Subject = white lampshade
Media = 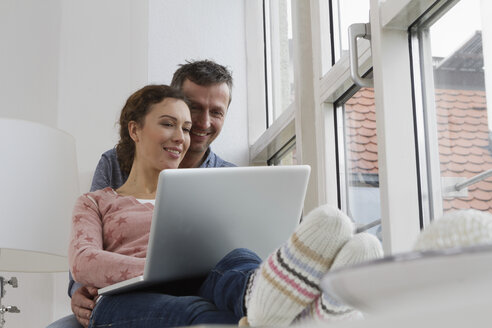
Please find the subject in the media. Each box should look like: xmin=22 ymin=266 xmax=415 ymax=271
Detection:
xmin=0 ymin=119 xmax=79 ymax=272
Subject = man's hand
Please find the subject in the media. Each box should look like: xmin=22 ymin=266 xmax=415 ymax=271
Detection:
xmin=71 ymin=286 xmax=98 ymax=328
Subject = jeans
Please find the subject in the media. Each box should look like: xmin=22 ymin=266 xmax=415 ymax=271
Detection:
xmin=88 ymin=248 xmax=261 ymax=328
xmin=46 ymin=314 xmax=82 ymax=328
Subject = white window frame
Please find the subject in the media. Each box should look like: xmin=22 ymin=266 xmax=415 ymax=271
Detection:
xmin=245 ymin=1 xmax=268 ymax=146
xmin=365 ymin=0 xmax=431 ymax=254
xmin=246 ymin=0 xmax=330 ymax=213
xmin=321 ymin=0 xmax=435 ymax=254
xmin=246 ymin=0 xmax=466 ymax=255
xmin=411 ymin=0 xmax=492 ymax=223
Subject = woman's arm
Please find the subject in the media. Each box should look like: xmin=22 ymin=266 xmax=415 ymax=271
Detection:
xmin=68 ymin=194 xmax=145 ymax=288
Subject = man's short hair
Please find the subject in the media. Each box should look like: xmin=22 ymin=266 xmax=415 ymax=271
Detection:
xmin=171 ymin=59 xmax=233 ymax=106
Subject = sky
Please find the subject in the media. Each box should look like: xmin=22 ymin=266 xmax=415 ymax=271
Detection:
xmin=337 ymin=0 xmax=482 ymax=58
xmin=430 ymin=0 xmax=482 ymax=58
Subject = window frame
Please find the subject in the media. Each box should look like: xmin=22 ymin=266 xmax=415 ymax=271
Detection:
xmin=410 ymin=0 xmax=492 ymax=221
xmin=246 ymin=0 xmax=470 ymax=254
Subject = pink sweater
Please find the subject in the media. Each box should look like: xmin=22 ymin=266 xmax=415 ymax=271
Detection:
xmin=68 ymin=188 xmax=153 ymax=288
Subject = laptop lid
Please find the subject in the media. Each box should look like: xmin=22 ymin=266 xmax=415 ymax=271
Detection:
xmin=100 ymin=165 xmax=310 ymax=294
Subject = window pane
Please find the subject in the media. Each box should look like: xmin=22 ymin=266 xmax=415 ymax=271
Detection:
xmin=268 ymin=139 xmax=297 ymax=166
xmin=333 ymin=0 xmax=370 ymax=60
xmin=340 ymin=87 xmax=381 ymax=238
xmin=426 ymin=0 xmax=492 ymax=214
xmin=265 ymin=0 xmax=294 ymax=125
xmin=278 ymin=146 xmax=297 ymax=166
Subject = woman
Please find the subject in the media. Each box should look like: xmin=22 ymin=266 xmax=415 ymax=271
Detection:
xmin=69 ymin=85 xmax=383 ymax=327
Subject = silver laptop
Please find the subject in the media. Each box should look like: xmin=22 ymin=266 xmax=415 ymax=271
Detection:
xmin=99 ymin=165 xmax=310 ymax=295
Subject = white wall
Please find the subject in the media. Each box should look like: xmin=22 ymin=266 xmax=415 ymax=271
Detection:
xmin=57 ymin=0 xmax=149 ymax=192
xmin=148 ymin=0 xmax=249 ymax=166
xmin=1 ymin=0 xmax=250 ymax=326
xmin=0 ymin=0 xmax=61 ymax=127
xmin=1 ymin=0 xmax=149 ymax=326
xmin=55 ymin=2 xmax=150 ymax=325
xmin=1 ymin=1 xmax=63 ymax=327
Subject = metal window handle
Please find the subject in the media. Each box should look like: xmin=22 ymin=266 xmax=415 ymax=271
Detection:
xmin=356 ymin=219 xmax=381 ymax=233
xmin=348 ymin=23 xmax=373 ymax=88
xmin=454 ymin=168 xmax=492 ymax=191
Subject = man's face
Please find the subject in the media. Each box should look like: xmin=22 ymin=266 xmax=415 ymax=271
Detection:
xmin=181 ymin=79 xmax=230 ymax=155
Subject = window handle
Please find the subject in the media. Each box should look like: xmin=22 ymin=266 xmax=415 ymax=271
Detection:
xmin=348 ymin=23 xmax=373 ymax=88
xmin=454 ymin=168 xmax=492 ymax=191
xmin=356 ymin=219 xmax=381 ymax=233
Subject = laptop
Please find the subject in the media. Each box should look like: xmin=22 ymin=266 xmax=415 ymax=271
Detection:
xmin=99 ymin=165 xmax=310 ymax=295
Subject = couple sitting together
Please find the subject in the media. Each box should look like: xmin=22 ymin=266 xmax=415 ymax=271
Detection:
xmin=49 ymin=60 xmax=383 ymax=328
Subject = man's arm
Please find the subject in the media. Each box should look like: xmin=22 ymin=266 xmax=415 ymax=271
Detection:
xmin=71 ymin=286 xmax=98 ymax=328
xmin=68 ymin=271 xmax=82 ymax=297
xmin=90 ymin=150 xmax=115 ymax=192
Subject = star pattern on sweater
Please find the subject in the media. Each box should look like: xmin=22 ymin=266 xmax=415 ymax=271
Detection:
xmin=114 ymin=234 xmax=125 ymax=245
xmin=119 ymin=268 xmax=131 ymax=280
xmin=70 ymin=190 xmax=151 ymax=288
xmin=105 ymin=275 xmax=116 ymax=285
xmin=115 ymin=217 xmax=128 ymax=226
xmin=105 ymin=228 xmax=114 ymax=240
xmin=87 ymin=253 xmax=98 ymax=262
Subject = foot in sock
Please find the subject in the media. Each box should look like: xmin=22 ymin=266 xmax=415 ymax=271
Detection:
xmin=246 ymin=205 xmax=354 ymax=326
xmin=294 ymin=232 xmax=383 ymax=324
xmin=414 ymin=209 xmax=492 ymax=251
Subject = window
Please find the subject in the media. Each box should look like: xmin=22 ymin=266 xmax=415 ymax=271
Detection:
xmin=264 ymin=0 xmax=295 ymax=125
xmin=322 ymin=0 xmax=430 ymax=253
xmin=332 ymin=0 xmax=370 ymax=60
xmin=247 ymin=0 xmax=492 ymax=254
xmin=338 ymin=88 xmax=381 ymax=237
xmin=412 ymin=0 xmax=492 ymax=220
xmin=318 ymin=1 xmax=378 ymax=238
xmin=268 ymin=138 xmax=297 ymax=166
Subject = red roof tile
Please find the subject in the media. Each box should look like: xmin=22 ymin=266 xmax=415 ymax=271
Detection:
xmin=366 ymin=142 xmax=378 ymax=153
xmin=344 ymin=88 xmax=492 ymax=215
xmin=349 ymin=141 xmax=366 ymax=153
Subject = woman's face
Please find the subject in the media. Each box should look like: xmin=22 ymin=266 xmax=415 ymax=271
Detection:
xmin=132 ymin=98 xmax=192 ymax=172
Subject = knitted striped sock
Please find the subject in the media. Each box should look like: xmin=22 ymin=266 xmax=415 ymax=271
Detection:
xmin=294 ymin=233 xmax=383 ymax=324
xmin=294 ymin=292 xmax=362 ymax=324
xmin=246 ymin=205 xmax=354 ymax=326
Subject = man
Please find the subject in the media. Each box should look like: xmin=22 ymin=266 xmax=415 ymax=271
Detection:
xmin=48 ymin=59 xmax=235 ymax=328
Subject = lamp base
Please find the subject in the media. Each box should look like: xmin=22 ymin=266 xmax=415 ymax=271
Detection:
xmin=0 ymin=276 xmax=20 ymax=328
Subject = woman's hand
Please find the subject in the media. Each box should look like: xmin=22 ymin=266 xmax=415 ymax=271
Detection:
xmin=71 ymin=286 xmax=98 ymax=328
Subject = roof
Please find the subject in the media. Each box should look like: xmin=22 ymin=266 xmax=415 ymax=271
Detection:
xmin=433 ymin=32 xmax=485 ymax=91
xmin=435 ymin=31 xmax=483 ymax=72
xmin=345 ymin=88 xmax=378 ymax=175
xmin=345 ymin=87 xmax=492 ymax=214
